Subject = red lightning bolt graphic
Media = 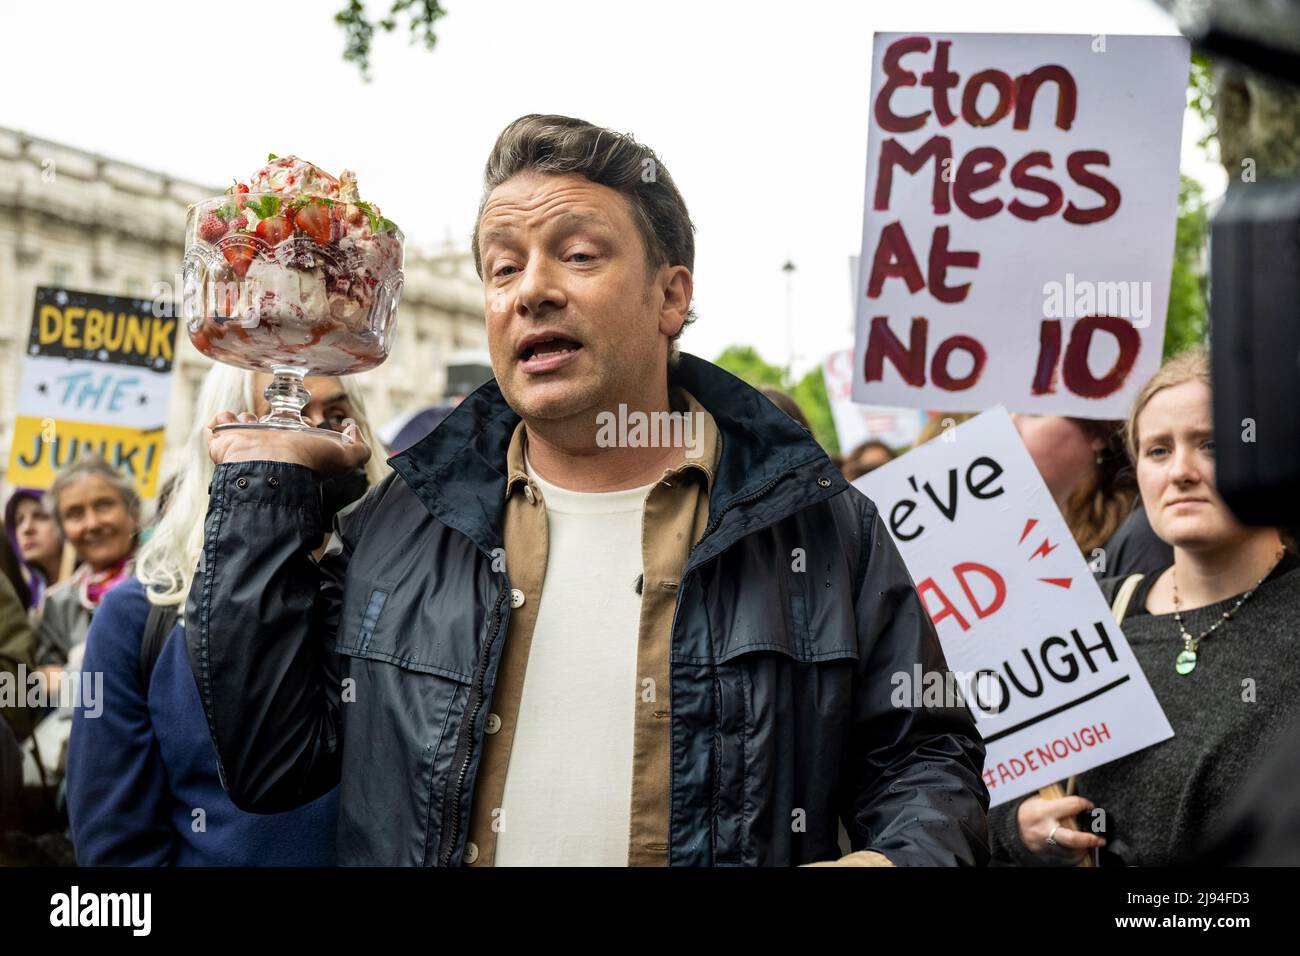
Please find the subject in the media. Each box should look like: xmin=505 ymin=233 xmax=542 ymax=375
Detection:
xmin=1030 ymin=538 xmax=1059 ymax=560
xmin=1018 ymin=518 xmax=1038 ymax=544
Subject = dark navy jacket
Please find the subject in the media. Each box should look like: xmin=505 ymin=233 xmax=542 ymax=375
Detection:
xmin=67 ymin=576 xmax=338 ymax=865
xmin=187 ymin=353 xmax=989 ymax=866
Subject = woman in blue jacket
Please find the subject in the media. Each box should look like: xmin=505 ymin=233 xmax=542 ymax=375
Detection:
xmin=66 ymin=364 xmax=387 ymax=865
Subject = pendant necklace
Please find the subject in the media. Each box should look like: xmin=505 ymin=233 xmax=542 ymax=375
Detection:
xmin=1171 ymin=549 xmax=1284 ymax=675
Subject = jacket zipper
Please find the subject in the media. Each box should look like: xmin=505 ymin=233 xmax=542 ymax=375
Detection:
xmin=437 ymin=584 xmax=507 ymax=866
xmin=689 ymin=473 xmax=784 ymax=567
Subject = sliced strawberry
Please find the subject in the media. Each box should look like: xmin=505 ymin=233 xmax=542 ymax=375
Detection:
xmin=229 ymin=215 xmax=248 ymax=231
xmin=221 ymin=241 xmax=255 ymax=278
xmin=255 ymin=215 xmax=294 ymax=245
xmin=296 ymin=203 xmax=332 ymax=245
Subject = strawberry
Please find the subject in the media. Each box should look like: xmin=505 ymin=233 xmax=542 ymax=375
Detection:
xmin=229 ymin=215 xmax=248 ymax=231
xmin=199 ymin=214 xmax=227 ymax=243
xmin=221 ymin=241 xmax=255 ymax=278
xmin=295 ymin=203 xmax=332 ymax=245
xmin=233 ymin=182 xmax=249 ymax=210
xmin=255 ymin=215 xmax=294 ymax=246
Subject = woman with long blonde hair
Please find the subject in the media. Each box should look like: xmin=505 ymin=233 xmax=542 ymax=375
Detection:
xmin=992 ymin=347 xmax=1300 ymax=866
xmin=65 ymin=365 xmax=386 ymax=865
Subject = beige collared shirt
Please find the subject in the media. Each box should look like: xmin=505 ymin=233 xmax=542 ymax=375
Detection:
xmin=464 ymin=388 xmax=719 ymax=866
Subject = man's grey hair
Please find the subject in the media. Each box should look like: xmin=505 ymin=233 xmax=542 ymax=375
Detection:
xmin=44 ymin=455 xmax=142 ymax=536
xmin=473 ymin=113 xmax=698 ymax=359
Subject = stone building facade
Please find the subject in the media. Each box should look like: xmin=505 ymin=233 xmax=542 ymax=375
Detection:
xmin=0 ymin=126 xmax=487 ymax=489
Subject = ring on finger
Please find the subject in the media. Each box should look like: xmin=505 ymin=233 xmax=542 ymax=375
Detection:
xmin=1046 ymin=824 xmax=1061 ymax=847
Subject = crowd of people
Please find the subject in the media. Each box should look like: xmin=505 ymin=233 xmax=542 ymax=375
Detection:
xmin=0 ymin=368 xmax=385 ymax=864
xmin=1 ymin=113 xmax=1295 ymax=868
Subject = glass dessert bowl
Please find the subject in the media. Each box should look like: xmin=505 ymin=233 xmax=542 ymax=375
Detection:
xmin=182 ymin=155 xmax=404 ymax=441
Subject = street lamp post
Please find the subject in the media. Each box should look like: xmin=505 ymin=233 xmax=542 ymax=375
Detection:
xmin=782 ymin=259 xmax=796 ymax=384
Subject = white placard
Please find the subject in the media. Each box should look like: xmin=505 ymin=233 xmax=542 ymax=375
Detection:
xmin=822 ymin=349 xmax=926 ymax=451
xmin=854 ymin=408 xmax=1172 ymax=806
xmin=854 ymin=33 xmax=1188 ymax=419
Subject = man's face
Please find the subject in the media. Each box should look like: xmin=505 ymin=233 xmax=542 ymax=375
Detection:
xmin=477 ymin=170 xmax=688 ymax=426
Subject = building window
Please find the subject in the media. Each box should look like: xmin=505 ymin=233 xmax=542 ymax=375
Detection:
xmin=125 ymin=278 xmax=143 ymax=297
xmin=51 ymin=264 xmax=71 ymax=288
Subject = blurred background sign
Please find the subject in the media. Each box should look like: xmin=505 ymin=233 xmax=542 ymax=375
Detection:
xmin=6 ymin=287 xmax=176 ymax=497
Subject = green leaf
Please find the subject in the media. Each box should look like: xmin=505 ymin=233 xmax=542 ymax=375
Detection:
xmin=246 ymin=195 xmax=281 ymax=220
xmin=215 ymin=203 xmax=236 ymax=220
xmin=268 ymin=152 xmax=278 ymax=161
xmin=378 ymin=217 xmax=397 ymax=233
xmin=352 ymin=201 xmax=380 ymax=232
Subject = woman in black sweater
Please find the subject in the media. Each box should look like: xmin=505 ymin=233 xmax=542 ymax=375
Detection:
xmin=991 ymin=347 xmax=1300 ymax=866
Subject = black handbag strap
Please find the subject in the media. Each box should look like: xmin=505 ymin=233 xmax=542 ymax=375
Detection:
xmin=139 ymin=603 xmax=179 ymax=692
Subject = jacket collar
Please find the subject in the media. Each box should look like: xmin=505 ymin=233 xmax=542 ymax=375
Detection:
xmin=501 ymin=385 xmax=722 ymax=503
xmin=387 ymin=352 xmax=848 ymax=560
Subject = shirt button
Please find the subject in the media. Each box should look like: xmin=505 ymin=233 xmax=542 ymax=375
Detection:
xmin=464 ymin=841 xmax=480 ymax=864
xmin=485 ymin=713 xmax=502 ymax=734
xmin=524 ymin=484 xmax=536 ymax=505
xmin=510 ymin=588 xmax=525 ymax=608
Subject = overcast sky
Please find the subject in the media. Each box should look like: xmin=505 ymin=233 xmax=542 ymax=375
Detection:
xmin=3 ymin=0 xmax=1220 ymax=377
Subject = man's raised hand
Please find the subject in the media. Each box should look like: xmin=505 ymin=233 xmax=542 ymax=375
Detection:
xmin=205 ymin=411 xmax=371 ymax=479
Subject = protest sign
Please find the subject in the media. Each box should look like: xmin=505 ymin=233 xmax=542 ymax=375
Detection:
xmin=853 ymin=408 xmax=1172 ymax=805
xmin=823 ymin=349 xmax=926 ymax=450
xmin=854 ymin=33 xmax=1188 ymax=418
xmin=7 ymin=287 xmax=178 ymax=498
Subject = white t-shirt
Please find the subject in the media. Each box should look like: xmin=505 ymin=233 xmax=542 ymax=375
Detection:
xmin=493 ymin=456 xmax=654 ymax=866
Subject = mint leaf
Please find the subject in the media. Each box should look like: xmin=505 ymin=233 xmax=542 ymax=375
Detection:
xmin=268 ymin=152 xmax=278 ymax=161
xmin=215 ymin=203 xmax=236 ymax=220
xmin=352 ymin=201 xmax=380 ymax=233
xmin=246 ymin=195 xmax=281 ymax=220
xmin=378 ymin=217 xmax=397 ymax=233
